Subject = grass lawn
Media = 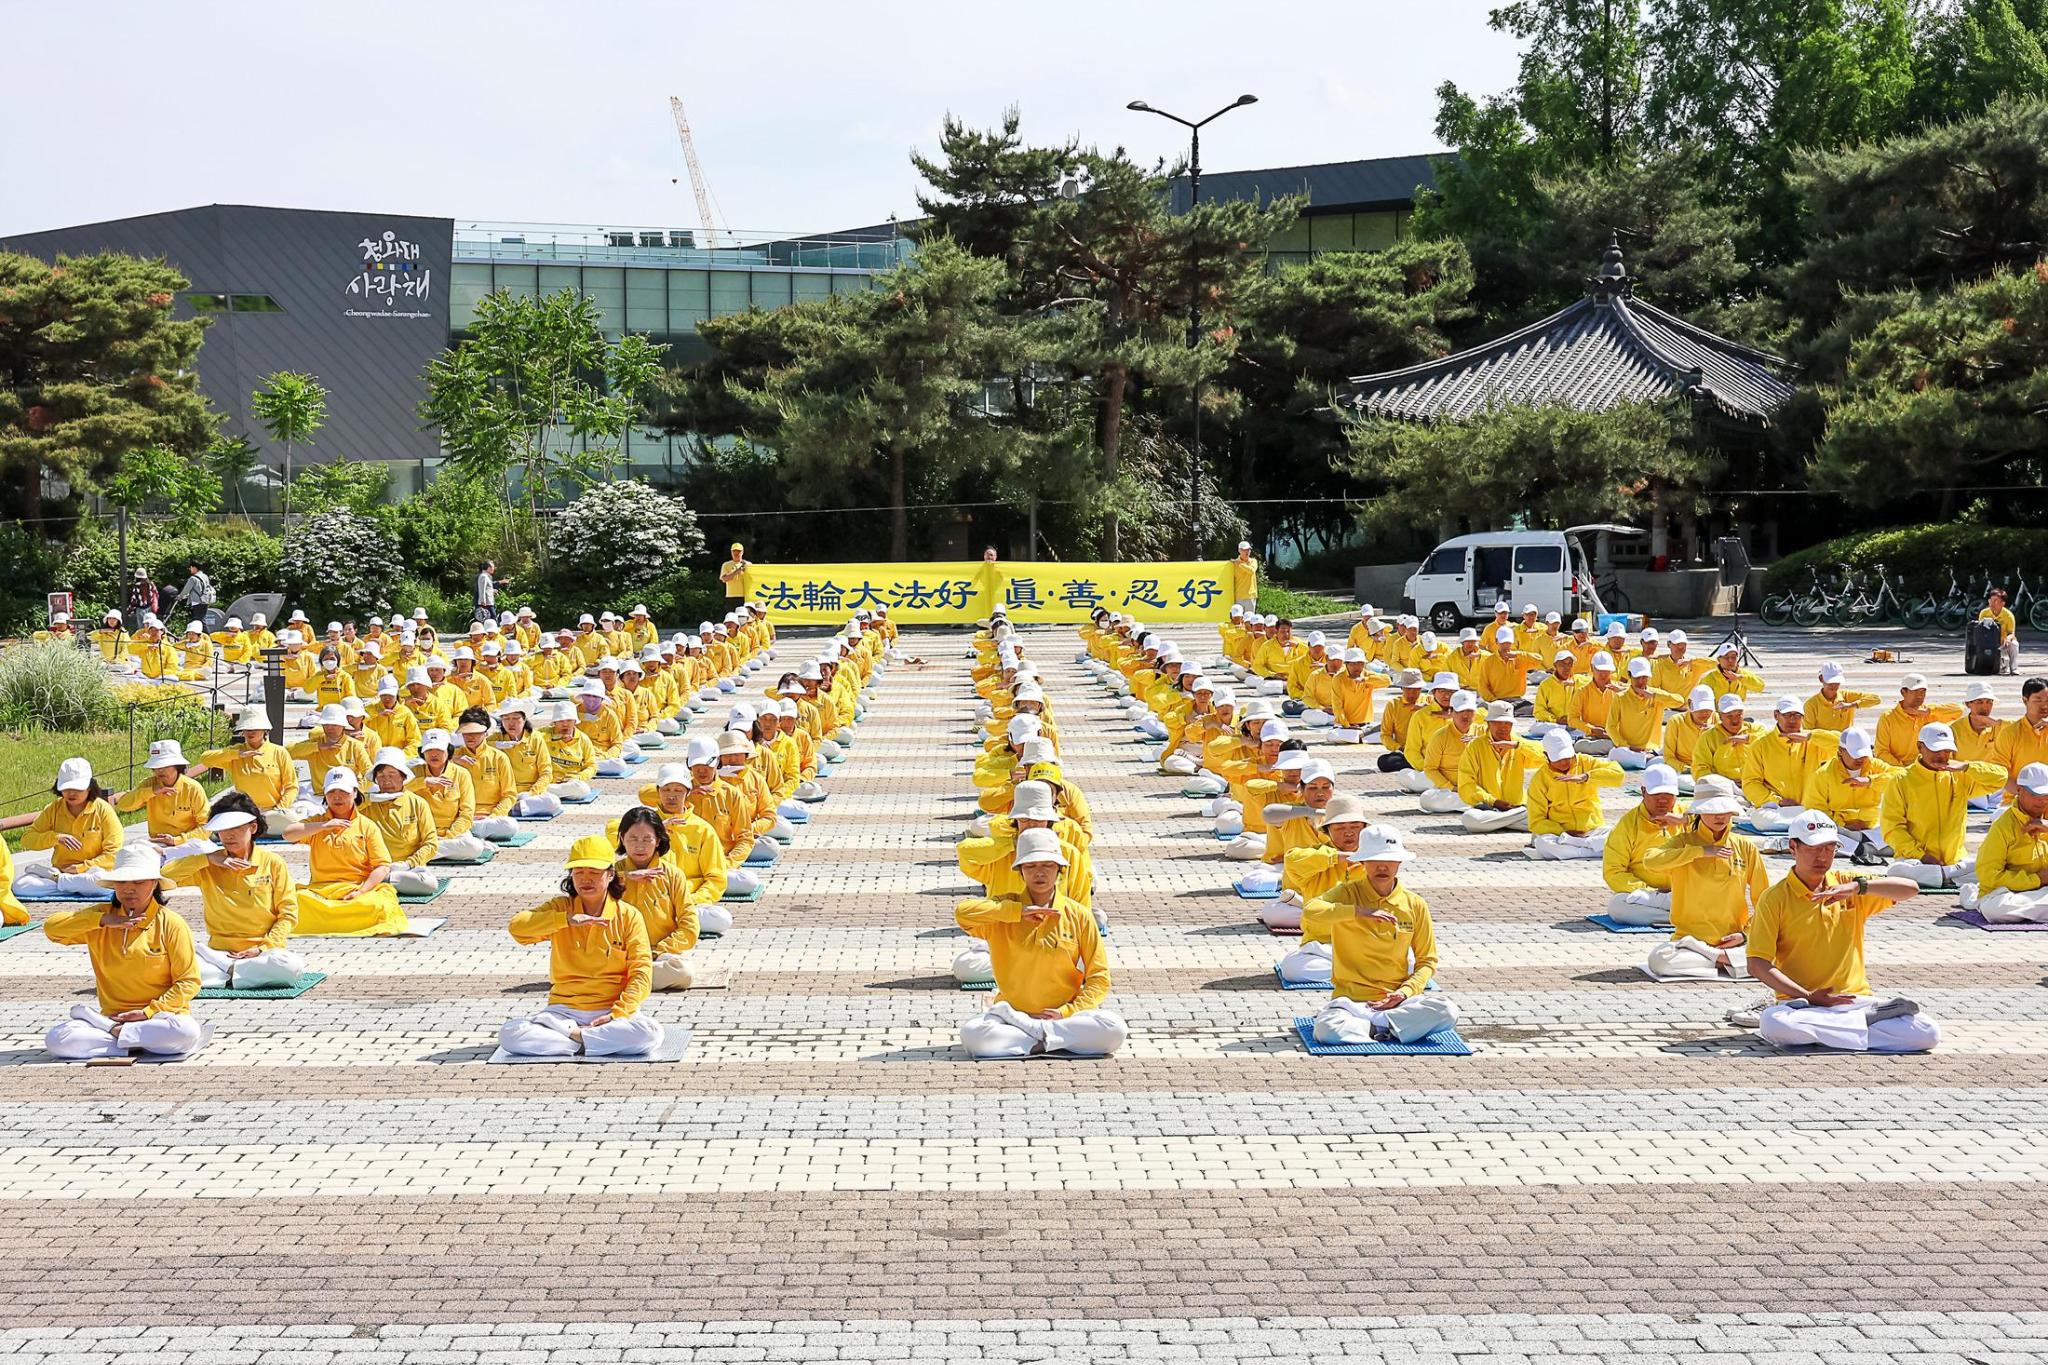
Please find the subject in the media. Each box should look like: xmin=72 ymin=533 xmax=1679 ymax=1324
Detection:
xmin=1257 ymin=583 xmax=1354 ymax=619
xmin=0 ymin=727 xmax=230 ymax=851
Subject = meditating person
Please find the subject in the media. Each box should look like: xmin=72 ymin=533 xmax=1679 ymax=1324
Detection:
xmin=1880 ymin=721 xmax=2006 ymax=888
xmin=1226 ymin=749 xmax=1310 ymax=861
xmin=41 ymin=844 xmax=205 ymax=1060
xmin=401 ymin=729 xmax=491 ymax=863
xmin=1302 ymin=828 xmax=1459 ymax=1045
xmin=360 ymin=748 xmax=443 ymax=898
xmin=499 ymin=834 xmax=664 ymax=1058
xmin=956 ymin=829 xmax=1127 ymax=1059
xmin=1741 ymin=697 xmax=1839 ymax=833
xmin=543 ymin=701 xmax=600 ymax=802
xmin=4 ymin=758 xmax=124 ymax=898
xmin=1525 ymin=650 xmax=1582 ymax=741
xmin=1800 ymin=727 xmax=1897 ymax=864
xmin=680 ymin=737 xmax=762 ymax=898
xmin=1992 ymin=677 xmax=2048 ymax=796
xmin=1704 ymin=643 xmax=1765 ymax=702
xmin=1455 ymin=700 xmax=1542 ymax=833
xmin=1415 ymin=690 xmax=1480 ymax=815
xmin=189 ymin=708 xmax=298 ymax=836
xmin=1874 ymin=674 xmax=1965 ymax=768
xmin=1602 ymin=763 xmax=1688 ymax=924
xmin=1374 ymin=670 xmax=1427 ymax=772
xmin=613 ymin=806 xmax=700 ymax=991
xmin=1639 ymin=777 xmax=1768 ymax=981
xmin=162 ymin=794 xmax=306 ymax=990
xmin=954 ymin=781 xmax=1096 ymax=980
xmin=493 ymin=699 xmax=567 ymax=815
xmin=1956 ymin=681 xmax=2004 ymax=810
xmin=451 ymin=709 xmax=520 ymax=841
xmin=288 ymin=705 xmax=374 ymax=808
xmin=1692 ymin=692 xmax=1756 ymax=789
xmin=1651 ymin=630 xmax=1711 ymax=697
xmin=1525 ymin=730 xmax=1626 ymax=860
xmin=1392 ymin=674 xmax=1459 ymax=791
xmin=628 ymin=763 xmax=733 ymax=934
xmin=1746 ymin=810 xmax=1935 ymax=1052
xmin=1804 ymin=663 xmax=1882 ymax=734
xmin=286 ymin=767 xmax=409 ymax=936
xmin=715 ymin=730 xmax=783 ymax=865
xmin=1325 ymin=648 xmax=1384 ymax=743
xmin=110 ymin=740 xmax=210 ymax=858
xmin=1566 ymin=653 xmax=1624 ymax=756
xmin=1659 ymin=687 xmax=1715 ymax=792
xmin=1961 ymin=762 xmax=2048 ymax=921
xmin=1474 ymin=627 xmax=1544 ymax=707
xmin=1261 ymin=793 xmax=1369 ymax=936
xmin=1607 ymin=660 xmax=1684 ymax=770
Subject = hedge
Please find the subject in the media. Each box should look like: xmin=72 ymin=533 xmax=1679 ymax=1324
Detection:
xmin=1762 ymin=524 xmax=2048 ymax=595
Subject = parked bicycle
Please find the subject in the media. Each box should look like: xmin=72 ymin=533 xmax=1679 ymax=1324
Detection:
xmin=1905 ymin=567 xmax=1972 ymax=631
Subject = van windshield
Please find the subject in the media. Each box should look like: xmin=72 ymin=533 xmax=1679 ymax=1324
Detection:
xmin=1421 ymin=547 xmax=1466 ymax=575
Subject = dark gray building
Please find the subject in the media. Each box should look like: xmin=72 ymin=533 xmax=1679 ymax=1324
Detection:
xmin=3 ymin=204 xmax=453 ymax=470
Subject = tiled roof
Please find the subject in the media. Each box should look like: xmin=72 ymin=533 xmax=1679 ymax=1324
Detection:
xmin=1344 ymin=242 xmax=1797 ymax=427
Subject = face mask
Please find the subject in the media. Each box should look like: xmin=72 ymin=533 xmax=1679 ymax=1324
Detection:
xmin=322 ymin=660 xmax=338 ymax=672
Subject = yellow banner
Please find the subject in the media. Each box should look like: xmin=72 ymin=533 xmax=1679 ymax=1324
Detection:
xmin=741 ymin=561 xmax=1234 ymax=625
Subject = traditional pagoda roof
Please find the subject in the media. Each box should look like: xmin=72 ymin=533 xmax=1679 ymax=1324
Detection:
xmin=1343 ymin=239 xmax=1798 ymax=428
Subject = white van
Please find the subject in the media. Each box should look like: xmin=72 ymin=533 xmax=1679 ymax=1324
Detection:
xmin=1402 ymin=525 xmax=1641 ymax=633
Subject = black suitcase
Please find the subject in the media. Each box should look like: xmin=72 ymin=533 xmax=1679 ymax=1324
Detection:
xmin=1964 ymin=618 xmax=2003 ymax=675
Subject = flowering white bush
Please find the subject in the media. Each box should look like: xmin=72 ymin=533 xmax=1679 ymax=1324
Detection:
xmin=548 ymin=481 xmax=705 ymax=591
xmin=283 ymin=509 xmax=404 ymax=619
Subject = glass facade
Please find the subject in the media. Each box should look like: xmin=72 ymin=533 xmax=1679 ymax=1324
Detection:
xmin=1264 ymin=209 xmax=1409 ymax=271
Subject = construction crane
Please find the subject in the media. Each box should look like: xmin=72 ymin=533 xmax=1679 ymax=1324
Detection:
xmin=668 ymin=95 xmax=725 ymax=248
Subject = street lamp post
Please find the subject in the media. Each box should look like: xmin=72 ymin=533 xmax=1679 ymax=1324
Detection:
xmin=1127 ymin=94 xmax=1257 ymax=559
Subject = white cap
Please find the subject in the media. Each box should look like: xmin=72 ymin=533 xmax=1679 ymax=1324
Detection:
xmin=419 ymin=728 xmax=452 ymax=753
xmin=1275 ymin=751 xmax=1312 ymax=774
xmin=1010 ymin=781 xmax=1057 ymax=822
xmin=323 ymin=766 xmax=360 ymax=794
xmin=234 ymin=707 xmax=272 ymax=731
xmin=1690 ymin=782 xmax=1741 ymax=815
xmin=1667 ymin=630 xmax=1687 ymax=645
xmin=1396 ymin=668 xmax=1423 ymax=687
xmin=1494 ymin=626 xmax=1515 ymax=644
xmin=1688 ymin=685 xmax=1714 ymax=711
xmin=1018 ymin=738 xmax=1057 ymax=766
xmin=1604 ymin=623 xmax=1625 ymax=638
xmin=406 ymin=667 xmax=431 ymax=687
xmin=1627 ymin=658 xmax=1651 ymax=678
xmin=1484 ymin=699 xmax=1515 ymax=722
xmin=1964 ymin=681 xmax=1997 ymax=703
xmin=653 ymin=762 xmax=691 ymax=787
xmin=497 ymin=696 xmax=535 ymax=720
xmin=370 ymin=746 xmax=413 ymax=776
xmin=145 ymin=739 xmax=187 ymax=769
xmin=1641 ymin=628 xmax=1659 ymax=641
xmin=1900 ymin=673 xmax=1929 ymax=691
xmin=1818 ymin=662 xmax=1845 ymax=684
xmin=1542 ymin=730 xmax=1576 ymax=762
xmin=1450 ymin=690 xmax=1478 ymax=713
xmin=316 ymin=703 xmax=347 ymax=727
xmin=1012 ymin=826 xmax=1068 ymax=867
xmin=1545 ymin=611 xmax=1561 ymax=624
xmin=55 ymin=757 xmax=94 ymax=792
xmin=1458 ymin=628 xmax=1478 ymax=642
xmin=1229 ymin=604 xmax=1245 ymax=618
xmin=1430 ymin=671 xmax=1459 ymax=691
xmin=1006 ymin=715 xmax=1042 ymax=744
xmin=1237 ymin=540 xmax=1252 ymax=551
xmin=1299 ymin=758 xmax=1336 ymax=785
xmin=203 ymin=809 xmax=258 ymax=834
xmin=686 ymin=737 xmax=719 ymax=766
xmin=1641 ymin=763 xmax=1680 ymax=795
xmin=1493 ymin=600 xmax=1510 ymax=614
xmin=1714 ymin=693 xmax=1745 ymax=714
xmin=1840 ymin=728 xmax=1873 ymax=759
xmin=1788 ymin=811 xmax=1840 ymax=846
xmin=1347 ymin=828 xmax=1412 ymax=864
xmin=2016 ymin=762 xmax=2048 ymax=796
xmin=451 ymin=646 xmax=475 ymax=663
xmin=1262 ymin=719 xmax=1292 ymax=741
xmin=1918 ymin=722 xmax=1958 ymax=752
xmin=97 ymin=843 xmax=165 ymax=884
xmin=1571 ymin=618 xmax=1590 ymax=632
xmin=578 ymin=613 xmax=595 ymax=626
xmin=376 ymin=673 xmax=399 ymax=696
xmin=1774 ymin=695 xmax=1802 ymax=715
xmin=1343 ymin=647 xmax=1366 ymax=665
xmin=1592 ymin=652 xmax=1615 ymax=672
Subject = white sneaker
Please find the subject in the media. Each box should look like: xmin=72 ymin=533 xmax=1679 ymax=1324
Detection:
xmin=1725 ymin=994 xmax=1773 ymax=1029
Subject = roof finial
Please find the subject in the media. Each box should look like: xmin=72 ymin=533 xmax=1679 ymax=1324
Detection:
xmin=1589 ymin=233 xmax=1631 ymax=299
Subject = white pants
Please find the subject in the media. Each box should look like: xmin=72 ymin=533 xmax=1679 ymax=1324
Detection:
xmin=1258 ymin=899 xmax=1303 ymax=931
xmin=46 ymin=1004 xmax=204 ymax=1059
xmin=650 ymin=953 xmax=695 ymax=992
xmin=1312 ymin=993 xmax=1459 ymax=1046
xmin=1236 ymin=865 xmax=1282 ymax=894
xmin=390 ymin=864 xmax=440 ymax=896
xmin=436 ymin=833 xmax=493 ymax=863
xmin=1214 ymin=809 xmax=1246 ymax=838
xmin=1329 ymin=727 xmax=1366 ymax=745
xmin=517 ymin=792 xmax=566 ymax=817
xmin=2000 ymin=636 xmax=2020 ymax=674
xmin=699 ymin=903 xmax=733 ymax=936
xmin=1530 ymin=831 xmax=1606 ymax=860
xmin=1888 ymin=858 xmax=1972 ymax=889
xmin=595 ymin=757 xmax=629 ymax=778
xmin=194 ymin=943 xmax=306 ymax=990
xmin=1418 ymin=787 xmax=1464 ymax=815
xmin=819 ymin=739 xmax=844 ymax=762
xmin=1161 ymin=752 xmax=1199 ymax=777
xmin=1969 ymin=885 xmax=2048 ymax=922
xmin=1222 ymin=833 xmax=1264 ymax=861
xmin=632 ymin=732 xmax=664 ymax=749
xmin=1758 ymin=999 xmax=1939 ymax=1053
xmin=656 ymin=718 xmax=684 ymax=736
xmin=498 ymin=1004 xmax=664 ymax=1057
xmin=1256 ymin=680 xmax=1286 ymax=696
xmin=1605 ymin=888 xmax=1672 ymax=925
xmin=1574 ymin=737 xmax=1613 ymax=757
xmin=1298 ymin=709 xmax=1334 ymax=729
xmin=960 ymin=1000 xmax=1128 ymax=1059
xmin=545 ymin=780 xmax=591 ymax=803
xmin=1461 ymin=805 xmax=1527 ymax=834
xmin=1835 ymin=827 xmax=1891 ymax=860
xmin=472 ymin=814 xmax=519 ymax=841
xmin=1526 ymin=720 xmax=1565 ymax=739
xmin=1644 ymin=935 xmax=1743 ymax=981
xmin=833 ymin=726 xmax=854 ymax=745
xmin=1747 ymin=803 xmax=1802 ymax=833
xmin=1183 ymin=774 xmax=1227 ymax=797
xmin=1611 ymin=746 xmax=1655 ymax=771
xmin=724 ymin=867 xmax=762 ymax=897
xmin=12 ymin=867 xmax=109 ymax=899
xmin=1394 ymin=770 xmax=1433 ymax=794
xmin=952 ymin=945 xmax=993 ymax=982
xmin=748 ymin=836 xmax=780 ymax=864
xmin=1278 ymin=938 xmax=1332 ymax=986
xmin=795 ymin=779 xmax=826 ymax=801
xmin=258 ymin=807 xmax=295 ymax=839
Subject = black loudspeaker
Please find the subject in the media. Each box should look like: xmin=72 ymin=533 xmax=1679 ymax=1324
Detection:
xmin=1711 ymin=536 xmax=1751 ymax=587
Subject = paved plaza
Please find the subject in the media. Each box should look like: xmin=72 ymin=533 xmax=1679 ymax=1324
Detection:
xmin=1 ymin=621 xmax=2045 ymax=1363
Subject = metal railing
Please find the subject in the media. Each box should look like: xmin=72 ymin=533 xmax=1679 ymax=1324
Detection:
xmin=453 ymin=220 xmax=912 ymax=272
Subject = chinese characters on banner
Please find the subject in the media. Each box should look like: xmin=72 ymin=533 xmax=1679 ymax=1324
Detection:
xmin=740 ymin=562 xmax=1232 ymax=625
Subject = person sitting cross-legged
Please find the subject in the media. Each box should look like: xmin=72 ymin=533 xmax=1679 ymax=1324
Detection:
xmin=406 ymin=729 xmax=494 ymax=864
xmin=1261 ymin=793 xmax=1370 ymax=939
xmin=1741 ymin=696 xmax=1838 ymax=834
xmin=162 ymin=793 xmax=308 ymax=991
xmin=613 ymin=806 xmax=701 ymax=992
xmin=41 ymin=844 xmax=206 ymax=1060
xmin=1455 ymin=701 xmax=1542 ymax=833
xmin=955 ymin=829 xmax=1127 ymax=1060
xmin=1960 ymin=762 xmax=2048 ymax=921
xmin=360 ymin=747 xmax=443 ymax=898
xmin=1799 ymin=727 xmax=1898 ymax=866
xmin=1416 ymin=690 xmax=1480 ymax=815
xmin=1601 ymin=764 xmax=1688 ymax=924
xmin=498 ymin=834 xmax=665 ymax=1058
xmin=1524 ymin=730 xmax=1626 ymax=860
xmin=1639 ymin=778 xmax=1768 ymax=981
xmin=1746 ymin=811 xmax=1936 ymax=1053
xmin=1303 ymin=828 xmax=1460 ymax=1045
xmin=1881 ymin=722 xmax=2006 ymax=889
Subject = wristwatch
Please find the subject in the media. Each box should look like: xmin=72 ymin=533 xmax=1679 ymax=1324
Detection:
xmin=1852 ymin=875 xmax=1870 ymax=896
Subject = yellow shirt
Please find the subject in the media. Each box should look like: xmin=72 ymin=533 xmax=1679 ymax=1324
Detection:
xmin=546 ymin=730 xmax=599 ymax=783
xmin=405 ymin=765 xmax=477 ymax=837
xmin=362 ymin=791 xmax=440 ymax=867
xmin=1874 ymin=702 xmax=1965 ymax=768
xmin=43 ymin=905 xmax=200 ymax=1017
xmin=1651 ymin=655 xmax=1711 ymax=697
xmin=1691 ymin=723 xmax=1757 ymax=784
xmin=1801 ymin=757 xmax=1898 ymax=828
xmin=1643 ymin=823 xmax=1768 ymax=944
xmin=365 ymin=701 xmax=423 ymax=755
xmin=1302 ymin=879 xmax=1438 ymax=1001
xmin=1880 ymin=760 xmax=2006 ymax=863
xmin=163 ymin=849 xmax=299 ymax=951
xmin=304 ymin=811 xmax=395 ymax=891
xmin=288 ymin=735 xmax=374 ymax=793
xmin=114 ymin=775 xmax=209 ymax=840
xmin=1568 ymin=681 xmax=1623 ymax=736
xmin=687 ymin=780 xmax=754 ymax=862
xmin=616 ymin=857 xmax=700 ymax=956
xmin=495 ymin=729 xmax=554 ymax=794
xmin=1976 ymin=805 xmax=2048 ymax=893
xmin=1609 ymin=686 xmax=1683 ymax=752
xmin=1747 ymin=869 xmax=1886 ymax=998
xmin=1602 ymin=802 xmax=1684 ymax=893
xmin=1281 ymin=846 xmax=1358 ymax=911
xmin=1742 ymin=729 xmax=1839 ymax=806
xmin=198 ymin=741 xmax=297 ymax=810
xmin=1525 ymin=756 xmax=1625 ymax=835
xmin=1663 ymin=712 xmax=1711 ymax=772
xmin=508 ymin=895 xmax=653 ymax=1017
xmin=1475 ymin=651 xmax=1541 ymax=702
xmin=20 ymin=798 xmax=123 ymax=873
xmin=1533 ymin=674 xmax=1583 ymax=725
xmin=954 ymin=893 xmax=1110 ymax=1017
xmin=1981 ymin=605 xmax=2017 ymax=642
xmin=1457 ymin=737 xmax=1545 ymax=808
xmin=1703 ymin=665 xmax=1765 ymax=701
xmin=1230 ymin=558 xmax=1257 ymax=601
xmin=1993 ymin=717 xmax=2048 ymax=781
xmin=1803 ymin=689 xmax=1880 ymax=734
xmin=453 ymin=743 xmax=516 ymax=817
xmin=1421 ymin=720 xmax=1477 ymax=792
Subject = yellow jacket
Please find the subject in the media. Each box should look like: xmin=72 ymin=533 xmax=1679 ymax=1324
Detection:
xmin=366 ymin=701 xmax=423 ymax=754
xmin=1994 ymin=718 xmax=2048 ymax=779
xmin=1609 ymin=687 xmax=1683 ymax=751
xmin=687 ymin=780 xmax=754 ymax=862
xmin=114 ymin=776 xmax=209 ymax=840
xmin=496 ymin=730 xmax=554 ymax=795
xmin=1457 ymin=737 xmax=1545 ymax=807
xmin=1747 ymin=869 xmax=1884 ymax=999
xmin=1302 ymin=880 xmax=1438 ymax=1000
xmin=198 ymin=741 xmax=297 ymax=810
xmin=405 ymin=765 xmax=477 ymax=837
xmin=1879 ymin=760 xmax=2006 ymax=863
xmin=1401 ymin=702 xmax=1448 ymax=770
xmin=453 ymin=743 xmax=516 ymax=817
xmin=1533 ymin=673 xmax=1583 ymax=725
xmin=1875 ymin=702 xmax=1965 ymax=768
xmin=43 ymin=904 xmax=201 ymax=1017
xmin=303 ymin=811 xmax=394 ymax=894
xmin=1976 ymin=805 xmax=2048 ymax=893
xmin=1602 ymin=802 xmax=1684 ymax=893
xmin=546 ymin=730 xmax=599 ymax=783
xmin=362 ymin=791 xmax=439 ymax=867
xmin=1691 ymin=723 xmax=1756 ymax=784
xmin=1643 ymin=823 xmax=1768 ymax=943
xmin=1526 ymin=756 xmax=1625 ymax=835
xmin=1378 ymin=694 xmax=1423 ymax=754
xmin=954 ymin=893 xmax=1110 ymax=1017
xmin=616 ymin=857 xmax=700 ymax=956
xmin=508 ymin=895 xmax=652 ymax=1018
xmin=1800 ymin=756 xmax=1898 ymax=828
xmin=1651 ymin=655 xmax=1711 ymax=697
xmin=20 ymin=798 xmax=123 ymax=873
xmin=1741 ymin=729 xmax=1839 ymax=806
xmin=1475 ymin=651 xmax=1542 ymax=702
xmin=1704 ymin=665 xmax=1765 ymax=701
xmin=1421 ymin=720 xmax=1477 ymax=791
xmin=163 ymin=849 xmax=299 ymax=951
xmin=1567 ymin=681 xmax=1623 ymax=736
xmin=1281 ymin=846 xmax=1358 ymax=912
xmin=289 ymin=735 xmax=374 ymax=792
xmin=1804 ymin=689 xmax=1880 ymax=733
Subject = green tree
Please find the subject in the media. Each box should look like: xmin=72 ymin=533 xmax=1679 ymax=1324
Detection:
xmin=291 ymin=454 xmax=389 ymax=516
xmin=1906 ymin=0 xmax=2048 ymax=125
xmin=203 ymin=433 xmax=261 ymax=516
xmin=249 ymin=370 xmax=327 ymax=521
xmin=420 ymin=289 xmax=667 ymax=555
xmin=0 ymin=251 xmax=212 ymax=526
xmin=101 ymin=443 xmax=221 ymax=528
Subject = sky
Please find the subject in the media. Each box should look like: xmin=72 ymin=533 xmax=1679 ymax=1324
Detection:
xmin=5 ymin=0 xmax=1525 ymax=238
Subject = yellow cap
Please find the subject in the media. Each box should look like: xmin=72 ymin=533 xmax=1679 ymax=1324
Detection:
xmin=1025 ymin=761 xmax=1064 ymax=785
xmin=565 ymin=834 xmax=615 ymax=871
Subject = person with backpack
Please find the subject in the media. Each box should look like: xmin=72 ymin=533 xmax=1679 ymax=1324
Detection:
xmin=171 ymin=562 xmax=215 ymax=620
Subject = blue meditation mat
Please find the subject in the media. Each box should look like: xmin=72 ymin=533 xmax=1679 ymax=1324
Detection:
xmin=797 ymin=791 xmax=829 ymax=804
xmin=197 ymin=970 xmax=327 ymax=1000
xmin=0 ymin=922 xmax=38 ymax=943
xmin=484 ymin=831 xmax=538 ymax=848
xmin=1274 ymin=966 xmax=1328 ymax=992
xmin=1945 ymin=908 xmax=2048 ymax=931
xmin=624 ymin=752 xmax=650 ymax=765
xmin=398 ymin=876 xmax=454 ymax=905
xmin=430 ymin=846 xmax=498 ymax=867
xmin=1235 ymin=881 xmax=1282 ymax=901
xmin=957 ymin=979 xmax=996 ymax=992
xmin=1292 ymin=1018 xmax=1473 ymax=1056
xmin=1585 ymin=913 xmax=1666 ymax=934
xmin=720 ymin=882 xmax=764 ymax=904
xmin=560 ymin=791 xmax=600 ymax=806
xmin=743 ymin=850 xmax=778 ymax=867
xmin=14 ymin=886 xmax=113 ymax=904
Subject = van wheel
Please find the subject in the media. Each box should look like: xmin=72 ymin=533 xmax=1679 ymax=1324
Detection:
xmin=1427 ymin=604 xmax=1461 ymax=633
